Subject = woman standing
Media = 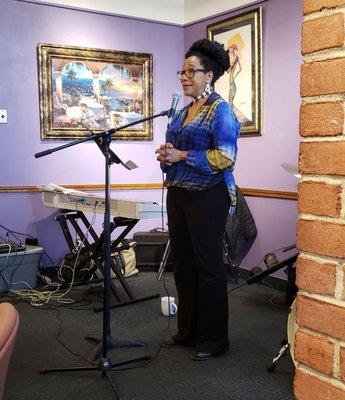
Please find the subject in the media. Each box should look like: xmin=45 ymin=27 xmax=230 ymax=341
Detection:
xmin=155 ymin=39 xmax=240 ymax=361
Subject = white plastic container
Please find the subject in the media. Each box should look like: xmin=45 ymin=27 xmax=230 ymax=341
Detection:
xmin=0 ymin=245 xmax=43 ymax=292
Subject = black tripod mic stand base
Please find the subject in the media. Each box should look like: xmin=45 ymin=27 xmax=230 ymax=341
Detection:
xmin=85 ymin=334 xmax=149 ymax=364
xmin=38 ymin=355 xmax=149 ymax=400
xmin=38 ymin=354 xmax=150 ymax=375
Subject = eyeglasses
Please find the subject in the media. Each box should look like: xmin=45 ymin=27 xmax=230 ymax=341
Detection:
xmin=177 ymin=68 xmax=206 ymax=79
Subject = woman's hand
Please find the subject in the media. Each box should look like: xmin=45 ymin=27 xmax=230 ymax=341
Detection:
xmin=155 ymin=143 xmax=188 ymax=166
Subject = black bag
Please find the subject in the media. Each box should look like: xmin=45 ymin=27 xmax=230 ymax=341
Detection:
xmin=133 ymin=229 xmax=172 ymax=271
xmin=111 ymin=240 xmax=138 ymax=277
xmin=224 ymin=186 xmax=257 ymax=267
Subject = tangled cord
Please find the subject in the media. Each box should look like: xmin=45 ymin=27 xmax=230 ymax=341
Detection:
xmin=8 ymin=282 xmax=74 ymax=307
xmin=8 ymin=203 xmax=100 ymax=307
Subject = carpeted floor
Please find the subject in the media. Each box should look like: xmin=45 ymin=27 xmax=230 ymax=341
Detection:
xmin=3 ymin=272 xmax=295 ymax=400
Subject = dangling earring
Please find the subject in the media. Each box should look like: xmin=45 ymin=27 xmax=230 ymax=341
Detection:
xmin=194 ymin=82 xmax=213 ymax=102
xmin=205 ymin=82 xmax=212 ymax=95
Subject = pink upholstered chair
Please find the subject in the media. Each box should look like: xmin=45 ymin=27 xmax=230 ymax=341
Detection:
xmin=0 ymin=303 xmax=19 ymax=400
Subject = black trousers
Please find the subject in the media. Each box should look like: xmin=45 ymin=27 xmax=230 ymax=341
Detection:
xmin=167 ymin=180 xmax=230 ymax=353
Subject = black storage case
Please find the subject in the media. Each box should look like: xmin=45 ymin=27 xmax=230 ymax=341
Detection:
xmin=133 ymin=231 xmax=172 ymax=271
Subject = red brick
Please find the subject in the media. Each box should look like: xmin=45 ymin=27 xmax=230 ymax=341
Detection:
xmin=296 ymin=256 xmax=336 ymax=295
xmin=298 ymin=181 xmax=342 ymax=217
xmin=297 ymin=296 xmax=345 ymax=340
xmin=340 ymin=347 xmax=345 ymax=382
xmin=294 ymin=369 xmax=345 ymax=400
xmin=295 ymin=330 xmax=334 ymax=374
xmin=301 ymin=59 xmax=345 ymax=96
xmin=302 ymin=14 xmax=344 ymax=54
xmin=300 ymin=102 xmax=343 ymax=137
xmin=297 ymin=219 xmax=345 ymax=258
xmin=299 ymin=141 xmax=345 ymax=175
xmin=304 ymin=0 xmax=345 ymax=15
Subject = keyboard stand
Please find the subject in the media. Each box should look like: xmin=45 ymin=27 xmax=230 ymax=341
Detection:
xmin=55 ymin=210 xmax=159 ymax=312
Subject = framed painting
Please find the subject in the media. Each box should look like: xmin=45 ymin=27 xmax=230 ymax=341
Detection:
xmin=207 ymin=8 xmax=262 ymax=136
xmin=38 ymin=43 xmax=153 ymax=140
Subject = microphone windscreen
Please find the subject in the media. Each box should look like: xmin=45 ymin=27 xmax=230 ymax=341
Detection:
xmin=172 ymin=91 xmax=181 ymax=99
xmin=168 ymin=91 xmax=181 ymax=123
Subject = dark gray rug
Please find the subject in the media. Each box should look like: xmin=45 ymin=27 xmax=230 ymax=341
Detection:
xmin=3 ymin=272 xmax=295 ymax=400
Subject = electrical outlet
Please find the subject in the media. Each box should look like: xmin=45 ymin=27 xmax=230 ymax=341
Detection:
xmin=0 ymin=110 xmax=7 ymax=124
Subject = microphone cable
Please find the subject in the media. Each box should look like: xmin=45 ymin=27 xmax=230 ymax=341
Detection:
xmin=109 ymin=97 xmax=181 ymax=372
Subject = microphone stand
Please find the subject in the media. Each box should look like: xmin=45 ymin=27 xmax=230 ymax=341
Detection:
xmin=227 ymin=254 xmax=298 ymax=293
xmin=36 ymin=109 xmax=169 ymax=398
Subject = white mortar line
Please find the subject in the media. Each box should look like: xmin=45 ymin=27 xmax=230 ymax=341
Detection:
xmin=342 ymin=6 xmax=345 ymax=49
xmin=299 ymin=290 xmax=345 ymax=308
xmin=301 ymin=136 xmax=345 ymax=142
xmin=298 ymin=326 xmax=345 ymax=345
xmin=302 ymin=95 xmax=345 ymax=103
xmin=298 ymin=250 xmax=345 ymax=265
xmin=334 ymin=342 xmax=341 ymax=378
xmin=303 ymin=48 xmax=345 ymax=63
xmin=299 ymin=213 xmax=345 ymax=224
xmin=298 ymin=252 xmax=339 ymax=265
xmin=299 ymin=176 xmax=345 ymax=184
xmin=304 ymin=7 xmax=345 ymax=21
xmin=335 ymin=263 xmax=344 ymax=300
xmin=342 ymin=183 xmax=345 ymax=218
xmin=297 ymin=365 xmax=345 ymax=390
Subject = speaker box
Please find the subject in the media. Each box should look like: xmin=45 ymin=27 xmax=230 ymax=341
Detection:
xmin=132 ymin=231 xmax=172 ymax=271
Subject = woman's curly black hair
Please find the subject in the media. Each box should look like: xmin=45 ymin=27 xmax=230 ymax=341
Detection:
xmin=185 ymin=39 xmax=230 ymax=85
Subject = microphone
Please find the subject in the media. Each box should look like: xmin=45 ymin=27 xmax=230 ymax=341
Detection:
xmin=167 ymin=91 xmax=181 ymax=125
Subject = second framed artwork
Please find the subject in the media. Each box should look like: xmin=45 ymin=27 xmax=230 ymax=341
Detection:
xmin=38 ymin=43 xmax=153 ymax=140
xmin=207 ymin=8 xmax=262 ymax=136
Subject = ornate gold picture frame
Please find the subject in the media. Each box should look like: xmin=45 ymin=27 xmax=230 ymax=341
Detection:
xmin=207 ymin=8 xmax=262 ymax=136
xmin=38 ymin=43 xmax=153 ymax=140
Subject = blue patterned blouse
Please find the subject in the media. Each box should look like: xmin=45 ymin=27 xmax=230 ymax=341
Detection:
xmin=163 ymin=92 xmax=240 ymax=207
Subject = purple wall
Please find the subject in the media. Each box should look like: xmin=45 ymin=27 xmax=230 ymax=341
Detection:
xmin=184 ymin=0 xmax=302 ymax=275
xmin=0 ymin=0 xmax=302 ymax=277
xmin=0 ymin=0 xmax=183 ymax=261
xmin=0 ymin=0 xmax=184 ymax=187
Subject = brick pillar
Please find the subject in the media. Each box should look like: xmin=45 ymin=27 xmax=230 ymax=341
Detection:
xmin=295 ymin=1 xmax=345 ymax=399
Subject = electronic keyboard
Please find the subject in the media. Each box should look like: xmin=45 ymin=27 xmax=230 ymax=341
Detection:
xmin=41 ymin=191 xmax=165 ymax=219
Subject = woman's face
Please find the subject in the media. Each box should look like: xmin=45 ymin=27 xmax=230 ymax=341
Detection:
xmin=179 ymin=56 xmax=213 ymax=99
